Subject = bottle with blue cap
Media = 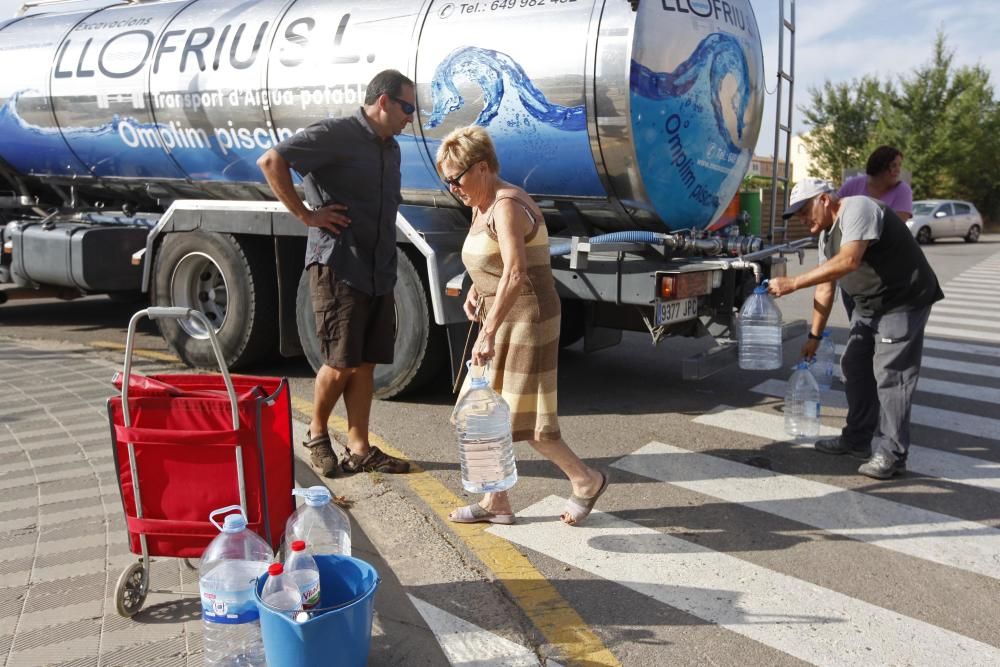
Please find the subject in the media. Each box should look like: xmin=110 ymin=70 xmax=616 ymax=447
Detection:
xmin=284 ymin=486 xmax=351 ymax=557
xmin=738 ymin=279 xmax=783 ymax=370
xmin=810 ymin=331 xmax=837 ymax=391
xmin=785 ymin=361 xmax=821 ymax=437
xmin=453 ymin=361 xmax=517 ymax=493
xmin=199 ymin=506 xmax=273 ymax=667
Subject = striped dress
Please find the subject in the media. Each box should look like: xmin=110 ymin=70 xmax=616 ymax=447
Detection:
xmin=461 ymin=195 xmax=562 ymax=442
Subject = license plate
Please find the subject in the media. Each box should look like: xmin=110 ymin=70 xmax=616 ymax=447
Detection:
xmin=655 ymin=297 xmax=699 ymax=325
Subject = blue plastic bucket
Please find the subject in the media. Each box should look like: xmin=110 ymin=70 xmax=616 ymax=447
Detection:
xmin=255 ymin=554 xmax=380 ymax=667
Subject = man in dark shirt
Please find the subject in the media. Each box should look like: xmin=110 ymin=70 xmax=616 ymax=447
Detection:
xmin=257 ymin=69 xmax=415 ymax=476
xmin=768 ymin=177 xmax=943 ymax=480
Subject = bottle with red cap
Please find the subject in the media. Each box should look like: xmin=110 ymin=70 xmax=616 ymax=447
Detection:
xmin=285 ymin=540 xmax=321 ymax=610
xmin=260 ymin=562 xmax=302 ymax=613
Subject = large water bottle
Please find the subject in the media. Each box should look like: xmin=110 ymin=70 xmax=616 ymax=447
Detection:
xmin=285 ymin=486 xmax=351 ymax=556
xmin=199 ymin=506 xmax=273 ymax=667
xmin=738 ymin=282 xmax=783 ymax=370
xmin=810 ymin=332 xmax=837 ymax=391
xmin=285 ymin=541 xmax=321 ymax=610
xmin=785 ymin=362 xmax=821 ymax=437
xmin=453 ymin=363 xmax=518 ymax=493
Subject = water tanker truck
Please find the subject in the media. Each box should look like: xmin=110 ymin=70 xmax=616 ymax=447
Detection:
xmin=0 ymin=0 xmax=803 ymax=397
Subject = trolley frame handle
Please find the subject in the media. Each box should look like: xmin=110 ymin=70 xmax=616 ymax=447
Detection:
xmin=121 ymin=307 xmax=239 ymax=431
xmin=120 ymin=307 xmax=249 ymax=550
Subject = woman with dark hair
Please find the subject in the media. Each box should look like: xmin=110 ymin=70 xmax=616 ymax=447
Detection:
xmin=837 ymin=145 xmax=913 ymax=221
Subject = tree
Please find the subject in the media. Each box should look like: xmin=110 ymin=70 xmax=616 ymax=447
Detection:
xmin=799 ymin=33 xmax=1000 ymax=222
xmin=799 ymin=76 xmax=885 ymax=181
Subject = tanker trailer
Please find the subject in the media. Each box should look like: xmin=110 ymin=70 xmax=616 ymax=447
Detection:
xmin=0 ymin=0 xmax=800 ymax=397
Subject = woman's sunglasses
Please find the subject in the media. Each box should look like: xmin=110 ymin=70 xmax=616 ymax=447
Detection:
xmin=391 ymin=96 xmax=416 ymax=115
xmin=443 ymin=163 xmax=475 ymax=189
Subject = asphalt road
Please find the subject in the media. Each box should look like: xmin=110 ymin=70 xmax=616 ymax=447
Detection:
xmin=3 ymin=235 xmax=999 ymax=666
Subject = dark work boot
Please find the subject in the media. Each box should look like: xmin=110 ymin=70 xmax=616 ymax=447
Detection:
xmin=303 ymin=433 xmax=338 ymax=478
xmin=814 ymin=437 xmax=871 ymax=460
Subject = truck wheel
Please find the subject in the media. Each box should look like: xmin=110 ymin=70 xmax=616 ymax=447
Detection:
xmin=295 ymin=249 xmax=447 ymax=399
xmin=152 ymin=231 xmax=277 ymax=370
xmin=559 ymin=298 xmax=585 ymax=348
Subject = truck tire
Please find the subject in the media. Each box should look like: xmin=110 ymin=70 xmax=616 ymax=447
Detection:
xmin=152 ymin=231 xmax=277 ymax=370
xmin=295 ymin=249 xmax=447 ymax=399
xmin=559 ymin=298 xmax=586 ymax=348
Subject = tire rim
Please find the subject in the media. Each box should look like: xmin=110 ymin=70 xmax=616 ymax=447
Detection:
xmin=918 ymin=228 xmax=930 ymax=243
xmin=970 ymin=226 xmax=980 ymax=241
xmin=169 ymin=251 xmax=229 ymax=339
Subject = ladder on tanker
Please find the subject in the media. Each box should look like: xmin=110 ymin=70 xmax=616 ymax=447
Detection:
xmin=767 ymin=0 xmax=796 ymax=245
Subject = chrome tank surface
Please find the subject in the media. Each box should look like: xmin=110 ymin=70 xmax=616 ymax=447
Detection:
xmin=0 ymin=0 xmax=763 ymax=232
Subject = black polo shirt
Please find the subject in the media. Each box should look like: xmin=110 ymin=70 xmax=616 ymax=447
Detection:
xmin=275 ymin=107 xmax=401 ymax=296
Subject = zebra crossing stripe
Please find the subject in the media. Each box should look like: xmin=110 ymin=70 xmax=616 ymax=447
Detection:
xmin=928 ymin=315 xmax=1000 ymax=330
xmin=488 ymin=497 xmax=1000 ymax=667
xmin=611 ymin=441 xmax=1000 ymax=579
xmin=932 ymin=301 xmax=1000 ymax=313
xmin=933 ymin=305 xmax=1000 ymax=318
xmin=693 ymin=406 xmax=1000 ymax=493
xmin=750 ymin=379 xmax=1000 ymax=441
xmin=836 ymin=341 xmax=1000 ymax=369
xmin=922 ymin=338 xmax=1000 ymax=359
xmin=755 ymin=374 xmax=1000 ymax=408
xmin=937 ymin=289 xmax=1000 ymax=301
xmin=409 ymin=596 xmax=560 ymax=667
xmin=924 ymin=325 xmax=999 ymax=343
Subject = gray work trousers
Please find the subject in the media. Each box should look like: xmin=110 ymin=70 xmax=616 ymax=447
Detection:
xmin=840 ymin=305 xmax=932 ymax=462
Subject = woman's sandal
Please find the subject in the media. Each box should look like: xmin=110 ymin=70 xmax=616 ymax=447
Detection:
xmin=449 ymin=503 xmax=516 ymax=525
xmin=561 ymin=471 xmax=610 ymax=526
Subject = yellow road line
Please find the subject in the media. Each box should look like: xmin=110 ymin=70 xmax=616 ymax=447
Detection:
xmin=90 ymin=341 xmax=180 ymax=363
xmin=290 ymin=396 xmax=619 ymax=667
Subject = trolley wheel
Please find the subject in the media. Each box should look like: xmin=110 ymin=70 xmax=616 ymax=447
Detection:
xmin=115 ymin=562 xmax=148 ymax=617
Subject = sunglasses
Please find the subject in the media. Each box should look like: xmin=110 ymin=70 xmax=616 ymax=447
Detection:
xmin=443 ymin=163 xmax=475 ymax=189
xmin=391 ymin=96 xmax=415 ymax=115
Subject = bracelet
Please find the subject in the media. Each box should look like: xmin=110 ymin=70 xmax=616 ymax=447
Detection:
xmin=807 ymin=332 xmax=823 ymax=341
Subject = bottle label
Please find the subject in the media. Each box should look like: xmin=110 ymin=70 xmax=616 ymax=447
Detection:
xmin=201 ymin=586 xmax=259 ymax=624
xmin=805 ymin=401 xmax=820 ymax=419
xmin=300 ymin=579 xmax=321 ymax=610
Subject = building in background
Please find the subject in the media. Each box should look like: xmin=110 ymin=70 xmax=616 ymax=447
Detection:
xmin=790 ymin=133 xmax=815 ymax=185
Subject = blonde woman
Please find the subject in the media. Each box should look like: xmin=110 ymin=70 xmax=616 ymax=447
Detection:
xmin=437 ymin=126 xmax=608 ymax=526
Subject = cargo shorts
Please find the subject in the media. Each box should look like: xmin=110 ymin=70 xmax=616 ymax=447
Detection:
xmin=309 ymin=264 xmax=395 ymax=369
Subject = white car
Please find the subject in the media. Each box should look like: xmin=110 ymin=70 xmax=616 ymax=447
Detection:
xmin=907 ymin=199 xmax=983 ymax=244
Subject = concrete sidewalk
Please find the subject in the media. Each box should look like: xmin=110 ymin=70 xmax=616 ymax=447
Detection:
xmin=0 ymin=337 xmax=526 ymax=667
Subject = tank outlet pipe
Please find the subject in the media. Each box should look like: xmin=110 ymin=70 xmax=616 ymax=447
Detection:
xmin=717 ymin=258 xmax=763 ymax=285
xmin=549 ymin=231 xmax=673 ymax=257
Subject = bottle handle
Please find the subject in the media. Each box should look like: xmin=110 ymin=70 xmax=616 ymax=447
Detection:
xmin=465 ymin=358 xmax=490 ymax=379
xmin=209 ymin=505 xmax=245 ymax=532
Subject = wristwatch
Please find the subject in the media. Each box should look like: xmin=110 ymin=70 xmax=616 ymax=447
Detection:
xmin=807 ymin=332 xmax=823 ymax=341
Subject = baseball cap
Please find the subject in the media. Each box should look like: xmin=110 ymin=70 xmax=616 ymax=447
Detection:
xmin=783 ymin=177 xmax=835 ymax=218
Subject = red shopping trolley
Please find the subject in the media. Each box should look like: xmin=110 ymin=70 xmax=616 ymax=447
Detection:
xmin=107 ymin=307 xmax=295 ymax=617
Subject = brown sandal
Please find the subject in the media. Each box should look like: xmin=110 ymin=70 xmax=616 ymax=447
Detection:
xmin=303 ymin=433 xmax=338 ymax=478
xmin=340 ymin=445 xmax=410 ymax=474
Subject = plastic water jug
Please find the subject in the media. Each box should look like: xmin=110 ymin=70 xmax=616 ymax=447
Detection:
xmin=453 ymin=362 xmax=518 ymax=494
xmin=739 ymin=282 xmax=783 ymax=370
xmin=285 ymin=486 xmax=351 ymax=557
xmin=285 ymin=541 xmax=321 ymax=610
xmin=785 ymin=362 xmax=821 ymax=437
xmin=199 ymin=506 xmax=273 ymax=667
xmin=810 ymin=332 xmax=836 ymax=391
xmin=260 ymin=562 xmax=303 ymax=613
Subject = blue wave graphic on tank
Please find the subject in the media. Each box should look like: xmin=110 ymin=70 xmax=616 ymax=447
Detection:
xmin=425 ymin=46 xmax=602 ymax=196
xmin=0 ymin=90 xmax=85 ymax=175
xmin=0 ymin=89 xmax=265 ymax=182
xmin=630 ymin=33 xmax=754 ymax=231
